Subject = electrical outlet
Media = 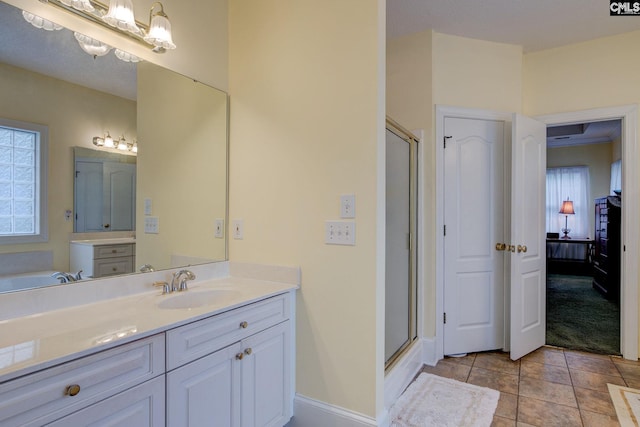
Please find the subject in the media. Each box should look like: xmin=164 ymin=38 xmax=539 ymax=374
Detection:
xmin=232 ymin=219 xmax=243 ymax=239
xmin=325 ymin=221 xmax=356 ymax=245
xmin=215 ymin=218 xmax=224 ymax=238
xmin=340 ymin=194 xmax=356 ymax=218
xmin=144 ymin=216 xmax=159 ymax=234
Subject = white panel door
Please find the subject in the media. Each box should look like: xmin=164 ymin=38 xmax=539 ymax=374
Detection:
xmin=104 ymin=162 xmax=136 ymax=231
xmin=510 ymin=113 xmax=547 ymax=361
xmin=75 ymin=161 xmax=104 ymax=232
xmin=443 ymin=117 xmax=506 ymax=355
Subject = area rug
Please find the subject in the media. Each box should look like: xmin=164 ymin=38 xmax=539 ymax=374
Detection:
xmin=389 ymin=373 xmax=499 ymax=427
xmin=608 ymin=383 xmax=640 ymax=426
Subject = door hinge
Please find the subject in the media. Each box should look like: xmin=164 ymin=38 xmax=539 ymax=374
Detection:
xmin=443 ymin=225 xmax=446 ymax=236
xmin=444 ymin=135 xmax=452 ymax=148
xmin=75 ymin=171 xmax=79 ymax=178
xmin=443 ymin=312 xmax=447 ymax=324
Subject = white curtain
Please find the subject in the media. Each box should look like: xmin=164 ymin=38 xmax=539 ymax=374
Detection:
xmin=546 ymin=166 xmax=590 ymax=238
xmin=610 ymin=159 xmax=622 ymax=195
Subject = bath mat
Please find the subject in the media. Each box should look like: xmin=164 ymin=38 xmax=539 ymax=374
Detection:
xmin=608 ymin=383 xmax=640 ymax=426
xmin=389 ymin=373 xmax=499 ymax=427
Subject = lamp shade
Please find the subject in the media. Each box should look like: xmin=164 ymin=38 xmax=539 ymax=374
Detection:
xmin=102 ymin=0 xmax=142 ymax=35
xmin=22 ymin=11 xmax=63 ymax=31
xmin=60 ymin=0 xmax=95 ymax=13
xmin=559 ymin=199 xmax=575 ymax=215
xmin=144 ymin=12 xmax=176 ymax=50
xmin=74 ymin=32 xmax=112 ymax=57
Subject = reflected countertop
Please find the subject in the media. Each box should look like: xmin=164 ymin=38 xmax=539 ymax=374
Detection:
xmin=0 ymin=262 xmax=299 ymax=383
xmin=69 ymin=237 xmax=136 ymax=246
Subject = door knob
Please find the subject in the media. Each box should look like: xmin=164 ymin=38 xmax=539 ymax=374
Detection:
xmin=495 ymin=243 xmax=507 ymax=251
xmin=517 ymin=245 xmax=528 ymax=253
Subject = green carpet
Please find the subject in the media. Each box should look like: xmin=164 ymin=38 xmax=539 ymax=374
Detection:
xmin=546 ymin=274 xmax=620 ymax=355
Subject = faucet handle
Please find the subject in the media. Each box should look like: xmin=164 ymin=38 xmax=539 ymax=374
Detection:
xmin=75 ymin=270 xmax=83 ymax=281
xmin=153 ymin=281 xmax=170 ymax=294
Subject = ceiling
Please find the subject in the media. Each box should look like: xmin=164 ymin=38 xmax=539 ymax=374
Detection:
xmin=387 ymin=0 xmax=640 ymax=52
xmin=547 ymin=120 xmax=621 ymax=148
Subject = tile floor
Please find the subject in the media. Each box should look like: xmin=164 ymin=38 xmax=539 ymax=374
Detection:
xmin=421 ymin=346 xmax=640 ymax=427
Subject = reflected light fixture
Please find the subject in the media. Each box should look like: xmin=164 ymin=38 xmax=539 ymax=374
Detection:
xmin=559 ymin=198 xmax=575 ymax=239
xmin=60 ymin=0 xmax=95 ymax=13
xmin=93 ymin=132 xmax=137 ymax=154
xmin=74 ymin=32 xmax=112 ymax=57
xmin=114 ymin=49 xmax=142 ymax=63
xmin=22 ymin=11 xmax=63 ymax=31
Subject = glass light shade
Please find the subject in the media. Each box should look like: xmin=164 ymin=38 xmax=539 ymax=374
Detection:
xmin=22 ymin=11 xmax=63 ymax=31
xmin=92 ymin=136 xmax=104 ymax=147
xmin=60 ymin=0 xmax=95 ymax=13
xmin=114 ymin=49 xmax=142 ymax=63
xmin=104 ymin=132 xmax=115 ymax=148
xmin=143 ymin=13 xmax=176 ymax=50
xmin=117 ymin=136 xmax=128 ymax=150
xmin=74 ymin=32 xmax=112 ymax=57
xmin=102 ymin=0 xmax=141 ymax=35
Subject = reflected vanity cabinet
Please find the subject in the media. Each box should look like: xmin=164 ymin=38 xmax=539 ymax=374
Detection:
xmin=70 ymin=240 xmax=136 ymax=278
xmin=593 ymin=195 xmax=621 ymax=301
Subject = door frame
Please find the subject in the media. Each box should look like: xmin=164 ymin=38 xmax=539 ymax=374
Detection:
xmin=435 ymin=105 xmax=512 ymax=360
xmin=436 ymin=104 xmax=639 ymax=361
xmin=537 ymin=105 xmax=638 ymax=361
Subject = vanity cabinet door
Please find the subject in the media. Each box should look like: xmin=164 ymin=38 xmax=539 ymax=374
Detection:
xmin=167 ymin=342 xmax=242 ymax=427
xmin=45 ymin=376 xmax=165 ymax=427
xmin=241 ymin=321 xmax=291 ymax=427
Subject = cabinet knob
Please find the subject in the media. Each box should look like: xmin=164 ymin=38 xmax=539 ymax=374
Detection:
xmin=112 ymin=267 xmax=117 ymax=272
xmin=244 ymin=348 xmax=252 ymax=356
xmin=112 ymin=249 xmax=117 ymax=253
xmin=235 ymin=352 xmax=244 ymax=360
xmin=65 ymin=384 xmax=81 ymax=397
xmin=239 ymin=321 xmax=248 ymax=329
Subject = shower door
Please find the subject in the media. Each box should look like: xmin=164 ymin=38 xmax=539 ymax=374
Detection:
xmin=385 ymin=119 xmax=418 ymax=368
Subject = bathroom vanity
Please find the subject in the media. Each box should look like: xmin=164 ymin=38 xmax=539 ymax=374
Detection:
xmin=0 ymin=262 xmax=298 ymax=427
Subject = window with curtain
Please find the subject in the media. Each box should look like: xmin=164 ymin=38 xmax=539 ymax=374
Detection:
xmin=546 ymin=166 xmax=590 ymax=238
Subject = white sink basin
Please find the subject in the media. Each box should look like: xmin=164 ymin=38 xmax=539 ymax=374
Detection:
xmin=157 ymin=289 xmax=241 ymax=310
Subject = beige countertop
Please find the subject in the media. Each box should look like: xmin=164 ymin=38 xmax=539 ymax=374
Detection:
xmin=0 ymin=262 xmax=299 ymax=383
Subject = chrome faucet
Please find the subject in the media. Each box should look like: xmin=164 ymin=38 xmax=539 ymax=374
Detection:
xmin=170 ymin=269 xmax=196 ymax=292
xmin=51 ymin=271 xmax=81 ymax=283
xmin=139 ymin=264 xmax=155 ymax=273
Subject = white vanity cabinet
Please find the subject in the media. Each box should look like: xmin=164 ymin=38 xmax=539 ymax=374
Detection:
xmin=166 ymin=293 xmax=293 ymax=427
xmin=70 ymin=240 xmax=136 ymax=278
xmin=0 ymin=334 xmax=164 ymax=427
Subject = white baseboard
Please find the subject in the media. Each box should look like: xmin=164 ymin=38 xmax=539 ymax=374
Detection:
xmin=289 ymin=394 xmax=378 ymax=427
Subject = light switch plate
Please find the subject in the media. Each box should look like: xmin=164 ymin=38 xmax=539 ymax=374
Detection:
xmin=325 ymin=221 xmax=356 ymax=245
xmin=232 ymin=219 xmax=243 ymax=240
xmin=215 ymin=218 xmax=224 ymax=238
xmin=340 ymin=194 xmax=356 ymax=218
xmin=144 ymin=216 xmax=159 ymax=234
xmin=144 ymin=198 xmax=152 ymax=215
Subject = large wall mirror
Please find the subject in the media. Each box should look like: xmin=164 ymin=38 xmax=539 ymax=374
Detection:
xmin=0 ymin=0 xmax=228 ymax=293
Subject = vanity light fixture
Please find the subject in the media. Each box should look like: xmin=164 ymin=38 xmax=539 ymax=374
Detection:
xmin=45 ymin=0 xmax=176 ymax=53
xmin=92 ymin=132 xmax=137 ymax=154
xmin=22 ymin=11 xmax=63 ymax=31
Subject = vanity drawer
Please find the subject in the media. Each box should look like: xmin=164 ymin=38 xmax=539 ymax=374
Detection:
xmin=166 ymin=293 xmax=290 ymax=370
xmin=94 ymin=243 xmax=134 ymax=259
xmin=0 ymin=334 xmax=164 ymax=427
xmin=93 ymin=256 xmax=134 ymax=277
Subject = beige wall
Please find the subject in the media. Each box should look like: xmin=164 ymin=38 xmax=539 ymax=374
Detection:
xmin=387 ymin=32 xmax=524 ymax=338
xmin=136 ymin=62 xmax=227 ymax=269
xmin=547 ymin=143 xmax=613 ymax=236
xmin=433 ymin=33 xmax=523 ymax=112
xmin=229 ymin=0 xmax=385 ymax=418
xmin=0 ymin=62 xmax=136 ymax=271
